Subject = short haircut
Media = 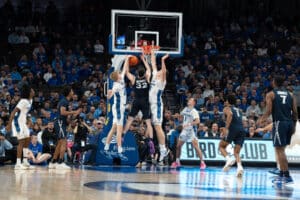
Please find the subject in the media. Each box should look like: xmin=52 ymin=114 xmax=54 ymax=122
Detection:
xmin=274 ymin=75 xmax=285 ymax=87
xmin=226 ymin=94 xmax=236 ymax=105
xmin=110 ymin=71 xmax=119 ymax=81
xmin=62 ymin=86 xmax=73 ymax=97
xmin=21 ymin=84 xmax=31 ymax=99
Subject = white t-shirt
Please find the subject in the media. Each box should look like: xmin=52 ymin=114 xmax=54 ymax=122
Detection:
xmin=181 ymin=107 xmax=199 ymax=130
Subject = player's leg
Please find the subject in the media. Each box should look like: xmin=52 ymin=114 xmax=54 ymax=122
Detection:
xmin=151 ymin=102 xmax=168 ymax=163
xmin=116 ymin=124 xmax=123 ymax=153
xmin=233 ymin=144 xmax=243 ymax=177
xmin=171 ymin=139 xmax=184 ymax=168
xmin=56 ymin=139 xmax=70 ymax=169
xmin=192 ymin=137 xmax=206 ymax=169
xmin=22 ymin=137 xmax=33 ymax=168
xmin=272 ymin=121 xmax=294 ymax=184
xmin=122 ymin=116 xmax=134 ymax=135
xmin=142 ymin=103 xmax=153 ymax=139
xmin=219 ymin=139 xmax=235 ymax=171
xmin=104 ymin=124 xmax=116 ymax=150
xmin=15 ymin=138 xmax=25 ymax=169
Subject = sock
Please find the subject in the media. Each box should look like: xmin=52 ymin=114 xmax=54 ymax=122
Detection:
xmin=176 ymin=158 xmax=180 ymax=163
xmin=283 ymin=171 xmax=290 ymax=177
xmin=23 ymin=158 xmax=28 ymax=164
xmin=159 ymin=144 xmax=166 ymax=152
xmin=279 ymin=170 xmax=284 ymax=177
xmin=16 ymin=158 xmax=21 ymax=165
xmin=237 ymin=162 xmax=242 ymax=168
xmin=225 ymin=155 xmax=230 ymax=160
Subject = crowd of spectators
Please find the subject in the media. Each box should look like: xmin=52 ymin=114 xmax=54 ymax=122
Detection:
xmin=1 ymin=1 xmax=300 ymax=165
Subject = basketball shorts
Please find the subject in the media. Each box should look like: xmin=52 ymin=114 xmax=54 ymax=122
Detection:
xmin=12 ymin=123 xmax=30 ymax=140
xmin=129 ymin=99 xmax=151 ymax=119
xmin=112 ymin=104 xmax=125 ymax=126
xmin=150 ymin=101 xmax=163 ymax=125
xmin=224 ymin=129 xmax=245 ymax=146
xmin=179 ymin=129 xmax=196 ymax=142
xmin=272 ymin=120 xmax=294 ymax=147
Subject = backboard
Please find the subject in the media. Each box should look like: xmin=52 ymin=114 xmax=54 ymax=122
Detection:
xmin=109 ymin=9 xmax=183 ymax=57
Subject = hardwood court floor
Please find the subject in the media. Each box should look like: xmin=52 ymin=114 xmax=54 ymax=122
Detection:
xmin=0 ymin=165 xmax=299 ymax=200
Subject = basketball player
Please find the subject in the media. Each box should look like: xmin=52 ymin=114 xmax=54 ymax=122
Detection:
xmin=6 ymin=84 xmax=35 ymax=170
xmin=171 ymin=98 xmax=206 ymax=169
xmin=259 ymin=75 xmax=298 ymax=184
xmin=123 ymin=54 xmax=153 ymax=139
xmin=104 ymin=56 xmax=128 ymax=154
xmin=149 ymin=51 xmax=169 ymax=165
xmin=48 ymin=86 xmax=81 ymax=169
xmin=219 ymin=94 xmax=245 ymax=177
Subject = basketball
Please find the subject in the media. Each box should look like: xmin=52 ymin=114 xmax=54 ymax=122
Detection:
xmin=129 ymin=56 xmax=139 ymax=66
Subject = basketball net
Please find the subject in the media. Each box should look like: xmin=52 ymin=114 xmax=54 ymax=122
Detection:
xmin=141 ymin=44 xmax=160 ymax=65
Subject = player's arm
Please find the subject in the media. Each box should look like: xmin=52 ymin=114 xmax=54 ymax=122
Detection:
xmin=151 ymin=49 xmax=157 ymax=72
xmin=60 ymin=106 xmax=81 ymax=117
xmin=6 ymin=107 xmax=21 ymax=132
xmin=161 ymin=54 xmax=169 ymax=81
xmin=140 ymin=54 xmax=151 ymax=83
xmin=124 ymin=56 xmax=135 ymax=85
xmin=255 ymin=123 xmax=272 ymax=133
xmin=223 ymin=107 xmax=232 ymax=137
xmin=259 ymin=91 xmax=274 ymax=124
xmin=107 ymin=90 xmax=115 ymax=100
xmin=291 ymin=92 xmax=298 ymax=134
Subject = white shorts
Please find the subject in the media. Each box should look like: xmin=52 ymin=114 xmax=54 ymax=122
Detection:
xmin=179 ymin=129 xmax=196 ymax=142
xmin=112 ymin=104 xmax=125 ymax=126
xmin=150 ymin=101 xmax=163 ymax=126
xmin=12 ymin=123 xmax=30 ymax=140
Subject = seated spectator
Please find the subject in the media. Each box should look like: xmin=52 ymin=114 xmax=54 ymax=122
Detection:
xmin=200 ymin=107 xmax=212 ymax=125
xmin=207 ymin=123 xmax=220 ymax=138
xmin=0 ymin=133 xmax=14 ymax=165
xmin=41 ymin=121 xmax=57 ymax=156
xmin=197 ymin=123 xmax=208 ymax=138
xmin=135 ymin=125 xmax=153 ymax=168
xmin=28 ymin=134 xmax=51 ymax=165
xmin=239 ymin=97 xmax=249 ymax=113
xmin=246 ymin=100 xmax=260 ymax=118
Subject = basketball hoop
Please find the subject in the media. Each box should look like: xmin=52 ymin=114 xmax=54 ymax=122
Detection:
xmin=141 ymin=45 xmax=160 ymax=64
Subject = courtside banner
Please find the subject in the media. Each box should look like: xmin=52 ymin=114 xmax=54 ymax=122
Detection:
xmin=181 ymin=139 xmax=276 ymax=162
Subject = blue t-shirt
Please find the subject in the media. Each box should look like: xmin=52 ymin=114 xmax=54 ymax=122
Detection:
xmin=29 ymin=142 xmax=43 ymax=157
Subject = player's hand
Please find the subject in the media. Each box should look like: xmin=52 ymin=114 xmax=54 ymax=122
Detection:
xmin=162 ymin=54 xmax=169 ymax=61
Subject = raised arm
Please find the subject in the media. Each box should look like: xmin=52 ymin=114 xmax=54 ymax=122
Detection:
xmin=140 ymin=54 xmax=151 ymax=83
xmin=121 ymin=56 xmax=130 ymax=77
xmin=161 ymin=54 xmax=169 ymax=82
xmin=125 ymin=56 xmax=136 ymax=85
xmin=151 ymin=49 xmax=157 ymax=72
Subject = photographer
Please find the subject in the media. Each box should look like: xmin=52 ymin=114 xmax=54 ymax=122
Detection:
xmin=0 ymin=133 xmax=14 ymax=165
xmin=41 ymin=121 xmax=57 ymax=157
xmin=72 ymin=117 xmax=98 ymax=165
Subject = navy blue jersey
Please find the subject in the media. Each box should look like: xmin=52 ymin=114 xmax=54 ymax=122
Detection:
xmin=272 ymin=89 xmax=293 ymax=122
xmin=134 ymin=77 xmax=149 ymax=100
xmin=57 ymin=97 xmax=69 ymax=125
xmin=229 ymin=106 xmax=244 ymax=133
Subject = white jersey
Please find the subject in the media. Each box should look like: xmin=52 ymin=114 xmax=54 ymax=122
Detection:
xmin=112 ymin=74 xmax=127 ymax=106
xmin=149 ymin=71 xmax=166 ymax=104
xmin=111 ymin=73 xmax=126 ymax=125
xmin=181 ymin=107 xmax=199 ymax=130
xmin=12 ymin=99 xmax=32 ymax=139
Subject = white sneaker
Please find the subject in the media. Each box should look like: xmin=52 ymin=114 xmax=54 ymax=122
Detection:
xmin=56 ymin=163 xmax=71 ymax=170
xmin=118 ymin=146 xmax=123 ymax=154
xmin=23 ymin=162 xmax=35 ymax=169
xmin=104 ymin=144 xmax=109 ymax=151
xmin=159 ymin=149 xmax=169 ymax=162
xmin=14 ymin=164 xmax=28 ymax=170
xmin=236 ymin=166 xmax=244 ymax=177
xmin=48 ymin=163 xmax=57 ymax=169
xmin=223 ymin=157 xmax=236 ymax=172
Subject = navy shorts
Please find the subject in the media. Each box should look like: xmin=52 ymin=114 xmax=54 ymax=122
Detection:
xmin=224 ymin=130 xmax=245 ymax=146
xmin=272 ymin=121 xmax=294 ymax=147
xmin=129 ymin=99 xmax=151 ymax=120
